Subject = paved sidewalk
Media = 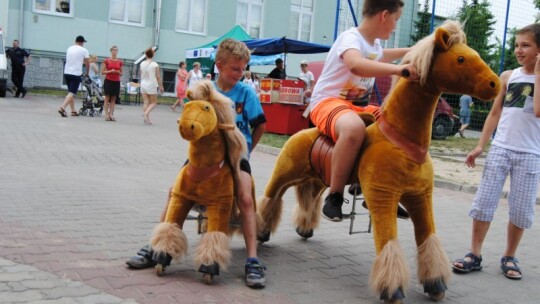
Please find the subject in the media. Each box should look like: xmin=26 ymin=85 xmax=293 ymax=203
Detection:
xmin=1 ymin=95 xmax=540 ymax=304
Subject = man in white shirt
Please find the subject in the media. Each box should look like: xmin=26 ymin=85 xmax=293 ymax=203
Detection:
xmin=58 ymin=35 xmax=90 ymax=117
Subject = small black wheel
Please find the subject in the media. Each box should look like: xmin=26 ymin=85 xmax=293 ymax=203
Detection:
xmin=203 ymin=273 xmax=213 ymax=284
xmin=429 ymin=291 xmax=445 ymax=301
xmin=156 ymin=264 xmax=165 ymax=276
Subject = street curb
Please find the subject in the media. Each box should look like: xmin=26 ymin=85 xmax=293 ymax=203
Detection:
xmin=255 ymin=144 xmax=540 ymax=204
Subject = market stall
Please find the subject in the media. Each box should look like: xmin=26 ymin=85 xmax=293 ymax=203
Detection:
xmin=185 ymin=25 xmax=251 ymax=74
xmin=242 ymin=37 xmax=331 ymax=135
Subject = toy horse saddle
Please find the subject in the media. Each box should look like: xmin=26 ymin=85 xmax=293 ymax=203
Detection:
xmin=309 ymin=135 xmax=358 ymax=187
xmin=309 ymin=111 xmax=377 ymax=187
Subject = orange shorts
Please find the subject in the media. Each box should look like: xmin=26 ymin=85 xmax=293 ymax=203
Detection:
xmin=310 ymin=97 xmax=380 ymax=142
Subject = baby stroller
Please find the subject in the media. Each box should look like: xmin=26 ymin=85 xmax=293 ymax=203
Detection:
xmin=78 ymin=75 xmax=104 ymax=117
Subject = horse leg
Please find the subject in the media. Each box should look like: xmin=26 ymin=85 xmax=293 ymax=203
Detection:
xmin=257 ymin=129 xmax=319 ymax=243
xmin=150 ymin=193 xmax=194 ymax=275
xmin=194 ymin=198 xmax=233 ymax=282
xmin=362 ymin=186 xmax=409 ymax=303
xmin=401 ymin=194 xmax=450 ymax=301
xmin=257 ymin=166 xmax=312 ymax=242
xmin=293 ymin=179 xmax=326 ymax=239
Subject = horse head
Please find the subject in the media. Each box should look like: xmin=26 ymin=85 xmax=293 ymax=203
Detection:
xmin=402 ymin=20 xmax=500 ymax=101
xmin=181 ymin=80 xmax=248 ymax=171
xmin=382 ymin=21 xmax=501 ymax=149
xmin=178 ymin=100 xmax=219 ymax=141
xmin=430 ymin=24 xmax=500 ymax=100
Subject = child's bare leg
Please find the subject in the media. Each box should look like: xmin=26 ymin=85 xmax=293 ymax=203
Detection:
xmin=322 ymin=112 xmax=365 ymax=221
xmin=236 ymin=171 xmax=257 ymax=258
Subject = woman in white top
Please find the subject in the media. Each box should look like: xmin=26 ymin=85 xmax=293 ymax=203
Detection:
xmin=186 ymin=61 xmax=203 ymax=89
xmin=139 ymin=48 xmax=164 ymax=125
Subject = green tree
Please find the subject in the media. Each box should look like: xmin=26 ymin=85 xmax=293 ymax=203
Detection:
xmin=455 ymin=0 xmax=497 ymax=72
xmin=410 ymin=0 xmax=432 ymax=45
xmin=501 ymin=29 xmax=519 ymax=72
xmin=535 ymin=0 xmax=540 ymax=21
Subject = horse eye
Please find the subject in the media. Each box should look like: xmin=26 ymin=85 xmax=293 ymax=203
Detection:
xmin=457 ymin=56 xmax=465 ymax=64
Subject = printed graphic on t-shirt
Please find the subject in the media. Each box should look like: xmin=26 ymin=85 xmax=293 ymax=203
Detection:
xmin=339 ymin=81 xmax=369 ymax=101
xmin=337 ymin=51 xmax=377 ymax=102
xmin=235 ymin=102 xmax=245 ymax=129
xmin=505 ymin=82 xmax=535 ymax=113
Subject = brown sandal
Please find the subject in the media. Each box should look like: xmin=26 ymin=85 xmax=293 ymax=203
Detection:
xmin=71 ymin=111 xmax=79 ymax=117
xmin=58 ymin=108 xmax=67 ymax=117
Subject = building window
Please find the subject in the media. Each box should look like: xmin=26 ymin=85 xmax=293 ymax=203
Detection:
xmin=162 ymin=69 xmax=176 ymax=94
xmin=33 ymin=0 xmax=73 ymax=17
xmin=237 ymin=0 xmax=263 ymax=38
xmin=289 ymin=0 xmax=313 ymax=41
xmin=337 ymin=0 xmax=361 ymax=35
xmin=176 ymin=0 xmax=207 ymax=34
xmin=110 ymin=0 xmax=144 ymax=26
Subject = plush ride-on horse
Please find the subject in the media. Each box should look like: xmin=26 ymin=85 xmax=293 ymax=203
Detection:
xmin=256 ymin=21 xmax=500 ymax=303
xmin=150 ymin=81 xmax=249 ymax=284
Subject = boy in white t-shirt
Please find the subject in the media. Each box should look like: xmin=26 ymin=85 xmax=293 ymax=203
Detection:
xmin=58 ymin=35 xmax=90 ymax=117
xmin=452 ymin=23 xmax=540 ymax=281
xmin=298 ymin=60 xmax=315 ymax=103
xmin=310 ymin=0 xmax=418 ymax=221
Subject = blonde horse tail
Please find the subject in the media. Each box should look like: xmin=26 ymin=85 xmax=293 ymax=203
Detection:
xmin=370 ymin=239 xmax=410 ymax=298
xmin=150 ymin=222 xmax=188 ymax=260
xmin=194 ymin=231 xmax=231 ymax=271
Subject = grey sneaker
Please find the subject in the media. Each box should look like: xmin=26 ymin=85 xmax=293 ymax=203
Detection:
xmin=245 ymin=259 xmax=266 ymax=288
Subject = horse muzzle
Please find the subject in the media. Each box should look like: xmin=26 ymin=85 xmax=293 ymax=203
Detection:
xmin=179 ymin=120 xmax=205 ymax=141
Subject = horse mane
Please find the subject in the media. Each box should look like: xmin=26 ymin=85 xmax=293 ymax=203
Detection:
xmin=187 ymin=80 xmax=248 ymax=172
xmin=401 ymin=20 xmax=466 ymax=87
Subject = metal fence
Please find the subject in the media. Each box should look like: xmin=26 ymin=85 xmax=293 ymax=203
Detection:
xmin=351 ymin=0 xmax=538 ymax=136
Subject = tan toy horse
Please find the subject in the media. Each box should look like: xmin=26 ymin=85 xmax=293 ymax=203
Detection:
xmin=150 ymin=80 xmax=249 ymax=284
xmin=256 ymin=21 xmax=500 ymax=303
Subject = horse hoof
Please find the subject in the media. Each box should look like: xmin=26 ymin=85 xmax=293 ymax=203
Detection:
xmin=380 ymin=287 xmax=405 ymax=304
xmin=424 ymin=278 xmax=447 ymax=301
xmin=295 ymin=226 xmax=314 ymax=239
xmin=203 ymin=273 xmax=214 ymax=285
xmin=258 ymin=230 xmax=270 ymax=243
xmin=429 ymin=291 xmax=445 ymax=301
xmin=199 ymin=262 xmax=220 ymax=276
xmin=152 ymin=251 xmax=172 ymax=267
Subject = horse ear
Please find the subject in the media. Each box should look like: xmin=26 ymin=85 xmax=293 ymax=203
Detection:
xmin=189 ymin=80 xmax=214 ymax=101
xmin=434 ymin=27 xmax=451 ymax=51
xmin=186 ymin=89 xmax=194 ymax=101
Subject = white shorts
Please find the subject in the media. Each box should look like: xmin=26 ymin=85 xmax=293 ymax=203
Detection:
xmin=141 ymin=83 xmax=158 ymax=95
xmin=469 ymin=145 xmax=540 ymax=229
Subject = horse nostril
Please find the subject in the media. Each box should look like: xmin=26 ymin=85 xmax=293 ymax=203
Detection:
xmin=490 ymin=81 xmax=496 ymax=88
xmin=191 ymin=125 xmax=194 ymax=130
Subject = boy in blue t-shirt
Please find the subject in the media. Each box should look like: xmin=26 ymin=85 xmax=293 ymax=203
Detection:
xmin=126 ymin=39 xmax=268 ymax=288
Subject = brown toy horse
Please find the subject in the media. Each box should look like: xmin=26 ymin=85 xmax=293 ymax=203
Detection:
xmin=150 ymin=81 xmax=249 ymax=284
xmin=256 ymin=21 xmax=500 ymax=303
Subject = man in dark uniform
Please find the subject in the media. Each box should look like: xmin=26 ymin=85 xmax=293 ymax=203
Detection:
xmin=267 ymin=58 xmax=287 ymax=79
xmin=6 ymin=40 xmax=31 ymax=98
